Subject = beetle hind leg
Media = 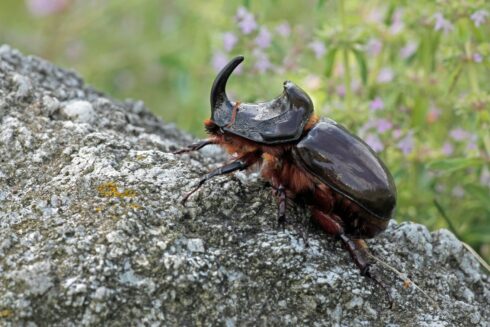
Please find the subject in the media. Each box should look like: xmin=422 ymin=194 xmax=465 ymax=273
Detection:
xmin=311 ymin=209 xmax=393 ymax=307
xmin=339 ymin=235 xmax=394 ymax=308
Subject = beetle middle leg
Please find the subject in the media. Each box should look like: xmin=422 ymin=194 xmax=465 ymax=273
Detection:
xmin=173 ymin=138 xmax=217 ymax=154
xmin=276 ymin=185 xmax=287 ymax=225
xmin=180 ymin=151 xmax=261 ymax=205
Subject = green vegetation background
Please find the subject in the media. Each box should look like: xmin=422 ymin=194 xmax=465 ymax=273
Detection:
xmin=1 ymin=0 xmax=489 ymax=262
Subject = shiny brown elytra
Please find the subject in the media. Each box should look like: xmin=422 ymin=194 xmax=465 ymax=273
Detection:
xmin=174 ymin=56 xmax=397 ymax=304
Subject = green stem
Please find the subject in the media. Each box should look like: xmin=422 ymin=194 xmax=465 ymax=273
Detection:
xmin=339 ymin=0 xmax=351 ymax=109
xmin=433 ymin=199 xmax=462 ymax=240
xmin=342 ymin=48 xmax=352 ymax=109
xmin=465 ymin=42 xmax=480 ymax=94
xmin=339 ymin=0 xmax=346 ymax=28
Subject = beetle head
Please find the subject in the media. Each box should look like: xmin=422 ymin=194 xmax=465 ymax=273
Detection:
xmin=209 ymin=56 xmax=314 ymax=144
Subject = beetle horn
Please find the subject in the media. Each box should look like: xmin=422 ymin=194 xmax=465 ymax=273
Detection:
xmin=210 ymin=56 xmax=244 ymax=113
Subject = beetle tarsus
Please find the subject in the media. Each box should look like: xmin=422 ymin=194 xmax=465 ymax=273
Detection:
xmin=173 ymin=139 xmax=216 ymax=155
xmin=180 ymin=178 xmax=206 ymax=205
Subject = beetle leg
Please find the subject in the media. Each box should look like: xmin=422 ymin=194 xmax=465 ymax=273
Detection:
xmin=173 ymin=138 xmax=217 ymax=155
xmin=338 ymin=234 xmax=371 ymax=274
xmin=181 ymin=152 xmax=260 ymax=205
xmin=312 ymin=209 xmax=393 ymax=306
xmin=277 ymin=185 xmax=287 ymax=226
xmin=339 ymin=235 xmax=394 ymax=308
xmin=311 ymin=208 xmax=343 ymax=235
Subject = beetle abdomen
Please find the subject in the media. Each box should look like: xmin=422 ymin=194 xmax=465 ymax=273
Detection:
xmin=292 ymin=121 xmax=397 ymax=220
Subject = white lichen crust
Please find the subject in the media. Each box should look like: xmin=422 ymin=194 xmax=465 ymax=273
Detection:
xmin=0 ymin=45 xmax=489 ymax=326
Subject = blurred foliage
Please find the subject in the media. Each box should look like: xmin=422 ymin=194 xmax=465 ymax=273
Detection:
xmin=1 ymin=0 xmax=489 ymax=262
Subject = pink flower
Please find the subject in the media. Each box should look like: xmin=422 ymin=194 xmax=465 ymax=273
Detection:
xmin=275 ymin=22 xmax=291 ymax=37
xmin=397 ymin=131 xmax=414 ymax=155
xmin=366 ymin=38 xmax=382 ymax=57
xmin=435 ymin=184 xmax=446 ymax=193
xmin=309 ymin=41 xmax=326 ymax=59
xmin=389 ymin=9 xmax=404 ymax=35
xmin=480 ymin=167 xmax=490 ymax=188
xmin=212 ymin=52 xmax=228 ymax=72
xmin=377 ymin=68 xmax=394 ymax=83
xmin=304 ymin=75 xmax=322 ymax=90
xmin=470 ymin=10 xmax=489 ymax=27
xmin=473 ymin=53 xmax=483 ymax=63
xmin=255 ymin=27 xmax=271 ymax=49
xmin=400 ymin=41 xmax=417 ymax=59
xmin=365 ymin=134 xmax=384 ymax=152
xmin=449 ymin=128 xmax=469 ymax=141
xmin=366 ymin=7 xmax=384 ymax=24
xmin=433 ymin=12 xmax=453 ymax=34
xmin=236 ymin=7 xmax=257 ymax=34
xmin=442 ymin=142 xmax=453 ymax=156
xmin=357 ymin=120 xmax=376 ymax=137
xmin=235 ymin=7 xmax=248 ymax=19
xmin=392 ymin=129 xmax=402 ymax=139
xmin=467 ymin=134 xmax=478 ymax=150
xmin=375 ymin=119 xmax=392 ymax=133
xmin=223 ymin=32 xmax=238 ymax=52
xmin=335 ymin=85 xmax=346 ymax=97
xmin=451 ymin=185 xmax=465 ymax=198
xmin=370 ymin=97 xmax=384 ymax=111
xmin=253 ymin=50 xmax=271 ymax=73
xmin=26 ymin=0 xmax=69 ymax=16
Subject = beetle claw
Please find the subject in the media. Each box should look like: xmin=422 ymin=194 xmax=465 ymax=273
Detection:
xmin=277 ymin=214 xmax=287 ymax=227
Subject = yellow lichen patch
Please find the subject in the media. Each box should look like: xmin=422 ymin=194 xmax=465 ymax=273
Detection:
xmin=95 ymin=207 xmax=103 ymax=212
xmin=0 ymin=309 xmax=14 ymax=318
xmin=12 ymin=219 xmax=41 ymax=235
xmin=97 ymin=182 xmax=137 ymax=198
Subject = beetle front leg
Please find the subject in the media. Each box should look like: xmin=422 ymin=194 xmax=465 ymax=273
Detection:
xmin=180 ymin=152 xmax=261 ymax=205
xmin=173 ymin=138 xmax=217 ymax=155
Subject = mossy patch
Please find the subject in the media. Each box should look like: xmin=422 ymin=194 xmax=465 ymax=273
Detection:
xmin=12 ymin=219 xmax=41 ymax=235
xmin=97 ymin=182 xmax=137 ymax=198
xmin=95 ymin=182 xmax=142 ymax=214
xmin=0 ymin=309 xmax=14 ymax=318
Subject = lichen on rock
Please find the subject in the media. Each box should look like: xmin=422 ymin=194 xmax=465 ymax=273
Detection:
xmin=0 ymin=45 xmax=489 ymax=326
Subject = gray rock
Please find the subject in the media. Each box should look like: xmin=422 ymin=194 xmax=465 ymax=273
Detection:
xmin=0 ymin=44 xmax=489 ymax=326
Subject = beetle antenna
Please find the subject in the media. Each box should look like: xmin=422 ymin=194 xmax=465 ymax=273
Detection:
xmin=367 ymin=252 xmax=440 ymax=309
xmin=461 ymin=241 xmax=490 ymax=273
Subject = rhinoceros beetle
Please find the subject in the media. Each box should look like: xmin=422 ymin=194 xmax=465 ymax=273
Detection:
xmin=174 ymin=56 xmax=397 ymax=302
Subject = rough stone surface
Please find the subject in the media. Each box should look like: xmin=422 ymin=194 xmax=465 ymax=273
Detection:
xmin=0 ymin=45 xmax=489 ymax=326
